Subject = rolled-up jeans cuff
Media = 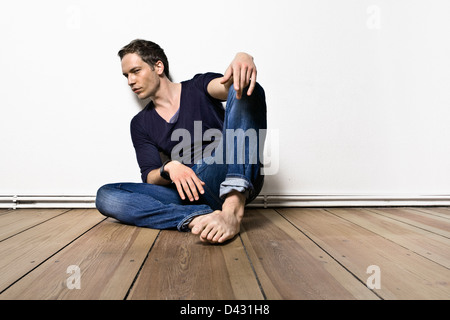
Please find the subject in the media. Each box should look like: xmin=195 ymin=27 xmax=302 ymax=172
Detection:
xmin=219 ymin=175 xmax=252 ymax=199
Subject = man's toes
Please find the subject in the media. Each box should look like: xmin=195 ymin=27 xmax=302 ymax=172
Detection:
xmin=218 ymin=234 xmax=227 ymax=244
xmin=206 ymin=230 xmax=215 ymax=241
xmin=191 ymin=216 xmax=209 ymax=234
xmin=212 ymin=231 xmax=223 ymax=243
xmin=191 ymin=224 xmax=202 ymax=234
xmin=200 ymin=224 xmax=214 ymax=240
xmin=210 ymin=228 xmax=225 ymax=242
xmin=218 ymin=231 xmax=237 ymax=244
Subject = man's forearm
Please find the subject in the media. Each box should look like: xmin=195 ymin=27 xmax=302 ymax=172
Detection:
xmin=146 ymin=168 xmax=172 ymax=185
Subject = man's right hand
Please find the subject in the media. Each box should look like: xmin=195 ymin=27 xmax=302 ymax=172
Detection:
xmin=165 ymin=160 xmax=205 ymax=201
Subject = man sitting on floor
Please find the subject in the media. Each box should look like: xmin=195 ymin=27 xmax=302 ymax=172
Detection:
xmin=96 ymin=39 xmax=267 ymax=244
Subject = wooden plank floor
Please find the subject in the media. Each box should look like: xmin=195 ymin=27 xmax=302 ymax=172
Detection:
xmin=0 ymin=207 xmax=449 ymax=300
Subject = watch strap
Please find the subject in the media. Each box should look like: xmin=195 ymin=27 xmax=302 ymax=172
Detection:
xmin=160 ymin=159 xmax=172 ymax=181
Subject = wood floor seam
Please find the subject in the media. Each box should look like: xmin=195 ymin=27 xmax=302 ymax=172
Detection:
xmin=124 ymin=230 xmax=162 ymax=300
xmin=238 ymin=233 xmax=267 ymax=300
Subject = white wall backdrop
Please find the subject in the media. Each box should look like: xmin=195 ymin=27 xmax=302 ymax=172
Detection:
xmin=1 ymin=0 xmax=449 ymax=201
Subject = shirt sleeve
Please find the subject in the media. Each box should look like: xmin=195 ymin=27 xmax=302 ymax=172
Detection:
xmin=130 ymin=115 xmax=162 ymax=183
xmin=193 ymin=72 xmax=224 ymax=101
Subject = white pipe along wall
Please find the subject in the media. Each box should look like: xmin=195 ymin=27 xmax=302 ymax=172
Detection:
xmin=0 ymin=0 xmax=449 ymax=208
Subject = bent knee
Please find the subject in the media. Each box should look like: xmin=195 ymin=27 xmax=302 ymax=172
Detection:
xmin=95 ymin=183 xmax=119 ymax=216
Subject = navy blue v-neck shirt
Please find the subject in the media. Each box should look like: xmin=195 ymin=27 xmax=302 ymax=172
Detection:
xmin=130 ymin=72 xmax=225 ymax=182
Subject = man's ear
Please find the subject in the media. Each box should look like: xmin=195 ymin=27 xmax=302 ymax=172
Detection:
xmin=155 ymin=60 xmax=165 ymax=76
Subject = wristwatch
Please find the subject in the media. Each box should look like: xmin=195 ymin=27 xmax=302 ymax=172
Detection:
xmin=160 ymin=159 xmax=172 ymax=181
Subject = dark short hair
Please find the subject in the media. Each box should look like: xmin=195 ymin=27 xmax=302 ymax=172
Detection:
xmin=118 ymin=39 xmax=171 ymax=80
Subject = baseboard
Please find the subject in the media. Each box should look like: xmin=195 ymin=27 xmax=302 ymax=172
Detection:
xmin=1 ymin=194 xmax=449 ymax=209
xmin=0 ymin=195 xmax=97 ymax=209
xmin=247 ymin=194 xmax=450 ymax=208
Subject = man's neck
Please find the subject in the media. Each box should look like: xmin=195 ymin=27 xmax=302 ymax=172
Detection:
xmin=152 ymin=78 xmax=180 ymax=110
xmin=151 ymin=78 xmax=181 ymax=122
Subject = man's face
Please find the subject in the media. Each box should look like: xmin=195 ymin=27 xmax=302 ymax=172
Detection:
xmin=121 ymin=53 xmax=159 ymax=99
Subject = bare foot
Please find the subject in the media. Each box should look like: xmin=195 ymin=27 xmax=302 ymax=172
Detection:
xmin=189 ymin=191 xmax=245 ymax=244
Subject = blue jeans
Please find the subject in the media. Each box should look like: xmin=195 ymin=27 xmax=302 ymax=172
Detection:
xmin=95 ymin=83 xmax=267 ymax=231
